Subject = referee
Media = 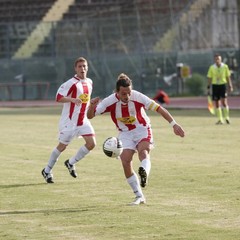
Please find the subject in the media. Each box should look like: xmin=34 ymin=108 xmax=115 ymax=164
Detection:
xmin=207 ymin=53 xmax=233 ymax=124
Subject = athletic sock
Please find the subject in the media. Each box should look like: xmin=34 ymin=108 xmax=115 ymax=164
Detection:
xmin=127 ymin=172 xmax=144 ymax=198
xmin=223 ymin=106 xmax=230 ymax=120
xmin=45 ymin=148 xmax=61 ymax=173
xmin=141 ymin=158 xmax=151 ymax=176
xmin=69 ymin=145 xmax=90 ymax=165
xmin=216 ymin=107 xmax=223 ymax=122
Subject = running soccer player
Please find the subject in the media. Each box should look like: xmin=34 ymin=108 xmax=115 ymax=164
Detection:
xmin=87 ymin=73 xmax=185 ymax=205
xmin=41 ymin=57 xmax=96 ymax=183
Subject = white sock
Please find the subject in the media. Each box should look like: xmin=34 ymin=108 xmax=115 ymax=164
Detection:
xmin=127 ymin=172 xmax=144 ymax=198
xmin=141 ymin=158 xmax=151 ymax=176
xmin=69 ymin=145 xmax=90 ymax=165
xmin=45 ymin=148 xmax=61 ymax=173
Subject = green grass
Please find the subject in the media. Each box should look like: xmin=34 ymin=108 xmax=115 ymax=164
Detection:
xmin=0 ymin=107 xmax=240 ymax=240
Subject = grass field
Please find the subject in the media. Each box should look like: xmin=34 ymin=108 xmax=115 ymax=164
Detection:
xmin=0 ymin=107 xmax=240 ymax=240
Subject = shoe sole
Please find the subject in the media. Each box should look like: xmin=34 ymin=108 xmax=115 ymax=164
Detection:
xmin=64 ymin=160 xmax=77 ymax=178
xmin=138 ymin=167 xmax=147 ymax=188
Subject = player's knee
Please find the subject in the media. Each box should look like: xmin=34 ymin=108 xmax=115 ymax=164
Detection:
xmin=138 ymin=148 xmax=150 ymax=159
xmin=57 ymin=144 xmax=67 ymax=152
xmin=86 ymin=141 xmax=96 ymax=151
xmin=121 ymin=158 xmax=131 ymax=169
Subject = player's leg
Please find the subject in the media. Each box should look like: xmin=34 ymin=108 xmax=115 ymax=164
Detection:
xmin=213 ymin=85 xmax=223 ymax=124
xmin=65 ymin=135 xmax=96 ymax=177
xmin=134 ymin=127 xmax=153 ymax=187
xmin=221 ymin=85 xmax=230 ymax=124
xmin=222 ymin=102 xmax=230 ymax=124
xmin=137 ymin=141 xmax=151 ymax=188
xmin=42 ymin=142 xmax=67 ymax=183
xmin=42 ymin=125 xmax=73 ymax=182
xmin=65 ymin=123 xmax=96 ymax=178
xmin=121 ymin=149 xmax=146 ymax=205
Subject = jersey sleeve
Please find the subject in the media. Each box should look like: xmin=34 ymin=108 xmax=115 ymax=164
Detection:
xmin=95 ymin=94 xmax=116 ymax=116
xmin=132 ymin=90 xmax=160 ymax=112
xmin=56 ymin=80 xmax=72 ymax=97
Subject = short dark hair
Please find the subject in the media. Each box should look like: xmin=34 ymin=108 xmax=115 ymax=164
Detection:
xmin=74 ymin=57 xmax=87 ymax=67
xmin=214 ymin=53 xmax=221 ymax=58
xmin=116 ymin=73 xmax=132 ymax=91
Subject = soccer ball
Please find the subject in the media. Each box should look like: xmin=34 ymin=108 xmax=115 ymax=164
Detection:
xmin=103 ymin=137 xmax=123 ymax=158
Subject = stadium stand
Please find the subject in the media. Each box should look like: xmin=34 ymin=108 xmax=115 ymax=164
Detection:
xmin=0 ymin=0 xmax=56 ymax=22
xmin=13 ymin=0 xmax=75 ymax=59
xmin=0 ymin=0 xmax=191 ymax=59
xmin=35 ymin=0 xmax=190 ymax=57
xmin=0 ymin=0 xmax=239 ymax=100
xmin=0 ymin=0 xmax=57 ymax=58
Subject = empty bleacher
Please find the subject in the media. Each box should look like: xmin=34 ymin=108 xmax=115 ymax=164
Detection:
xmin=0 ymin=0 xmax=56 ymax=23
xmin=37 ymin=0 xmax=190 ymax=57
xmin=0 ymin=0 xmax=56 ymax=58
xmin=0 ymin=0 xmax=191 ymax=59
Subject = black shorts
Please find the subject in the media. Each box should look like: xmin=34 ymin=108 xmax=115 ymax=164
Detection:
xmin=212 ymin=84 xmax=227 ymax=101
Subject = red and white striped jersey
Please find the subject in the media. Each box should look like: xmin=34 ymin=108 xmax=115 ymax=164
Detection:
xmin=56 ymin=75 xmax=93 ymax=127
xmin=95 ymin=90 xmax=160 ymax=132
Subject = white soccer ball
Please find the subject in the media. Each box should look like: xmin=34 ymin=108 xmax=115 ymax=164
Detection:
xmin=103 ymin=137 xmax=123 ymax=158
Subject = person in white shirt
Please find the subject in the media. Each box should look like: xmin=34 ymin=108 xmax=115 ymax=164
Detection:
xmin=42 ymin=57 xmax=96 ymax=183
xmin=87 ymin=73 xmax=185 ymax=205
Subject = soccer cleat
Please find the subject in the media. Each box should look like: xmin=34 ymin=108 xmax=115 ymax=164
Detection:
xmin=129 ymin=196 xmax=146 ymax=206
xmin=138 ymin=167 xmax=147 ymax=188
xmin=41 ymin=169 xmax=54 ymax=183
xmin=226 ymin=119 xmax=230 ymax=124
xmin=64 ymin=160 xmax=77 ymax=178
xmin=215 ymin=120 xmax=224 ymax=125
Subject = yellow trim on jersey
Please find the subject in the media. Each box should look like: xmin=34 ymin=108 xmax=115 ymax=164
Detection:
xmin=149 ymin=101 xmax=160 ymax=112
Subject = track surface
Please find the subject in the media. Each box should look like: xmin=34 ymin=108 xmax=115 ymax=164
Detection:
xmin=0 ymin=96 xmax=239 ymax=109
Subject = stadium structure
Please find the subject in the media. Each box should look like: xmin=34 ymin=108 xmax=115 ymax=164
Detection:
xmin=0 ymin=0 xmax=239 ymax=100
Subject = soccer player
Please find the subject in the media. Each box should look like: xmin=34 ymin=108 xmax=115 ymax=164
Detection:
xmin=87 ymin=73 xmax=185 ymax=205
xmin=41 ymin=57 xmax=96 ymax=183
xmin=207 ymin=54 xmax=233 ymax=124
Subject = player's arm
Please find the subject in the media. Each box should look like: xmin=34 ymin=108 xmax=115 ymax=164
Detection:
xmin=207 ymin=77 xmax=212 ymax=95
xmin=207 ymin=66 xmax=212 ymax=95
xmin=156 ymin=105 xmax=185 ymax=138
xmin=226 ymin=76 xmax=233 ymax=92
xmin=87 ymin=97 xmax=100 ymax=119
xmin=56 ymin=94 xmax=82 ymax=106
xmin=148 ymin=99 xmax=185 ymax=137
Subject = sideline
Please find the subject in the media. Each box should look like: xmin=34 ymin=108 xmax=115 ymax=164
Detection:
xmin=0 ymin=96 xmax=239 ymax=109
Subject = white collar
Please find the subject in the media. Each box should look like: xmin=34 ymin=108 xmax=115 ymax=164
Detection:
xmin=214 ymin=63 xmax=224 ymax=68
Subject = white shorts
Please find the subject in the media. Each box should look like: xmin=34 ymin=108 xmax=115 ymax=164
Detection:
xmin=58 ymin=119 xmax=95 ymax=145
xmin=118 ymin=126 xmax=153 ymax=151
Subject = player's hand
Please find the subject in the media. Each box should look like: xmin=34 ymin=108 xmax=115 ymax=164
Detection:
xmin=90 ymin=97 xmax=100 ymax=106
xmin=87 ymin=97 xmax=100 ymax=119
xmin=72 ymin=98 xmax=82 ymax=106
xmin=173 ymin=124 xmax=185 ymax=137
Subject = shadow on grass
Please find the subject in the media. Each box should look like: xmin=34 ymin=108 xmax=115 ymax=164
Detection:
xmin=0 ymin=207 xmax=97 ymax=216
xmin=0 ymin=183 xmax=46 ymax=189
